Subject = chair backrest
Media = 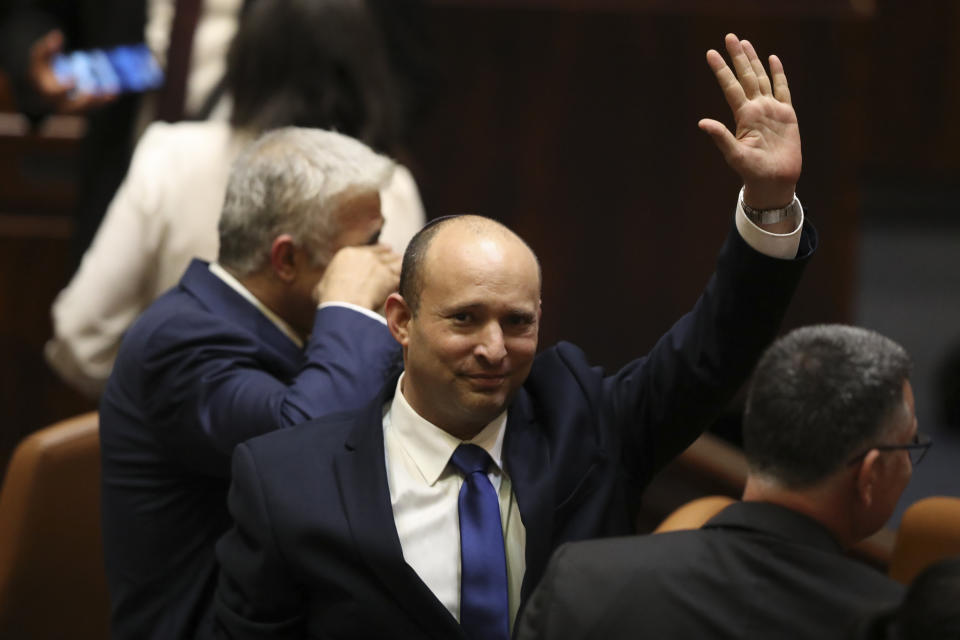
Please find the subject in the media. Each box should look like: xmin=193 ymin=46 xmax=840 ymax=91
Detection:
xmin=0 ymin=411 xmax=109 ymax=639
xmin=889 ymin=496 xmax=960 ymax=585
xmin=653 ymin=494 xmax=736 ymax=533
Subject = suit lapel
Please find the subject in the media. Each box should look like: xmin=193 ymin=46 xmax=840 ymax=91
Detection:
xmin=334 ymin=382 xmax=465 ymax=640
xmin=503 ymin=390 xmax=555 ymax=605
xmin=179 ymin=259 xmax=303 ymax=365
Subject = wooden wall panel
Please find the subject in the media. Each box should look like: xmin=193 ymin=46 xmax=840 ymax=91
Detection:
xmin=3 ymin=0 xmax=958 ymax=474
xmin=0 ymin=90 xmax=95 ymax=470
xmin=408 ymin=5 xmax=868 ymax=371
xmin=862 ymin=0 xmax=960 ymax=177
xmin=0 ymin=213 xmax=95 ymax=472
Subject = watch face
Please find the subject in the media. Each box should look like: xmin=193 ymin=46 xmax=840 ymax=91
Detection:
xmin=744 ymin=206 xmax=795 ymax=227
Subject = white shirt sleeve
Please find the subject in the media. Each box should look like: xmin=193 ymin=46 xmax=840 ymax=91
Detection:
xmin=734 ymin=189 xmax=804 ymax=260
xmin=44 ymin=124 xmax=169 ymax=396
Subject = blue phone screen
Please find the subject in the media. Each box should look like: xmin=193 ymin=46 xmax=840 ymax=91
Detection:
xmin=53 ymin=43 xmax=164 ymax=95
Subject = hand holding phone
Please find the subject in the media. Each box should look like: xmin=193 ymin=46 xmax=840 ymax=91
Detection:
xmin=52 ymin=42 xmax=164 ymax=97
xmin=30 ymin=30 xmax=164 ymax=114
xmin=28 ymin=30 xmax=117 ymax=113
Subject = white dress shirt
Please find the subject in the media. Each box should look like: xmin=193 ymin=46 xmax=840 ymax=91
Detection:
xmin=383 ymin=374 xmax=526 ymax=630
xmin=207 ymin=262 xmax=304 ymax=346
xmin=735 ymin=191 xmax=804 ymax=258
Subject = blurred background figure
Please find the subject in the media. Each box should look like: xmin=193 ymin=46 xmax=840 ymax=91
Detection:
xmin=0 ymin=0 xmax=246 ymax=266
xmin=852 ymin=555 xmax=960 ymax=640
xmin=887 ymin=555 xmax=960 ymax=640
xmin=43 ymin=0 xmax=426 ymax=397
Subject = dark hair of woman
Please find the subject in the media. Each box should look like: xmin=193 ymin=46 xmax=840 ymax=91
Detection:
xmin=225 ymin=0 xmax=404 ymax=152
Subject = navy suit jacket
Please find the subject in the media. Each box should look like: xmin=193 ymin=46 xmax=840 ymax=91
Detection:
xmin=99 ymin=259 xmax=400 ymax=640
xmin=214 ymin=224 xmax=817 ymax=639
xmin=516 ymin=502 xmax=905 ymax=640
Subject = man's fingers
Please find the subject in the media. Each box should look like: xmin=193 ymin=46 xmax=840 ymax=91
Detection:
xmin=34 ymin=69 xmax=71 ymax=100
xmin=377 ymin=247 xmax=403 ymax=273
xmin=360 ymin=243 xmax=402 ymax=274
xmin=30 ymin=30 xmax=79 ymax=104
xmin=698 ymin=118 xmax=739 ymax=162
xmin=372 ymin=244 xmax=401 ymax=263
xmin=384 ymin=254 xmax=402 ymax=276
xmin=741 ymin=40 xmax=772 ymax=97
xmin=706 ymin=49 xmax=746 ymax=113
xmin=769 ymin=55 xmax=792 ymax=105
xmin=364 ymin=242 xmax=392 ymax=255
xmin=724 ymin=33 xmax=760 ymax=99
xmin=318 ymin=245 xmax=400 ymax=308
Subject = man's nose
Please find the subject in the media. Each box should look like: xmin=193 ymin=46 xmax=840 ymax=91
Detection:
xmin=474 ymin=322 xmax=507 ymax=364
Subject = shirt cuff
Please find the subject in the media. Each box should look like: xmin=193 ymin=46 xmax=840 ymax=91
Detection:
xmin=318 ymin=301 xmax=387 ymax=325
xmin=734 ymin=187 xmax=804 ymax=260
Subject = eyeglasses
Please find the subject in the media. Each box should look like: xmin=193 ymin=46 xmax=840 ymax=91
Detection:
xmin=847 ymin=432 xmax=933 ymax=467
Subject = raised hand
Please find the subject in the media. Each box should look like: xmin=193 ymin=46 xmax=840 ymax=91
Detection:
xmin=699 ymin=33 xmax=801 ymax=210
xmin=314 ymin=244 xmax=402 ymax=312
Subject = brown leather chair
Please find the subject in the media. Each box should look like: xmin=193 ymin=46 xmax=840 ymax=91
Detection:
xmin=888 ymin=496 xmax=960 ymax=585
xmin=653 ymin=494 xmax=736 ymax=533
xmin=0 ymin=412 xmax=109 ymax=639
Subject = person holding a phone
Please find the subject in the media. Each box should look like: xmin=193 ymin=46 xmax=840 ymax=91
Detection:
xmin=0 ymin=0 xmax=248 ymax=265
xmin=44 ymin=0 xmax=425 ymax=397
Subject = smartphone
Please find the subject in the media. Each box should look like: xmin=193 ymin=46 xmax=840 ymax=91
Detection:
xmin=52 ymin=43 xmax=164 ymax=96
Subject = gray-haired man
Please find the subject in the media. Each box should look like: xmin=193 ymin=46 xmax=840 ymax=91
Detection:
xmin=100 ymin=127 xmax=407 ymax=640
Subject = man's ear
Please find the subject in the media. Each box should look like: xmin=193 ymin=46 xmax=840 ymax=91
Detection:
xmin=269 ymin=234 xmax=298 ymax=282
xmin=384 ymin=293 xmax=412 ymax=346
xmin=855 ymin=449 xmax=881 ymax=508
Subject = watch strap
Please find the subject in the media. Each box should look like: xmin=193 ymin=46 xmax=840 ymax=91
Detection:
xmin=739 ymin=189 xmax=798 ymax=225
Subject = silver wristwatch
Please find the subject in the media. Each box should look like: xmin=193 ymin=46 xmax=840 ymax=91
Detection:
xmin=740 ymin=193 xmax=797 ymax=225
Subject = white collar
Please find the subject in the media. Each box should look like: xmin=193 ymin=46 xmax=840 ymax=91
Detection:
xmin=387 ymin=373 xmax=508 ymax=485
xmin=208 ymin=262 xmax=304 ymax=348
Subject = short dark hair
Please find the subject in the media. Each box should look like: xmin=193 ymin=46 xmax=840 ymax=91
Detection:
xmin=397 ymin=215 xmax=459 ymax=313
xmin=225 ymin=0 xmax=403 ymax=151
xmin=743 ymin=324 xmax=912 ymax=488
xmin=397 ymin=215 xmax=542 ymax=314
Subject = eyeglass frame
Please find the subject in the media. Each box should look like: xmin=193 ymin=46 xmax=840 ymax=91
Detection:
xmin=846 ymin=431 xmax=933 ymax=467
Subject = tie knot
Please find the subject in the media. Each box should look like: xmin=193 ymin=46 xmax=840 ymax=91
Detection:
xmin=450 ymin=444 xmax=492 ymax=476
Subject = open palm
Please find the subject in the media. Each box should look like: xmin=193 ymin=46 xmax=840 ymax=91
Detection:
xmin=699 ymin=34 xmax=801 ymax=210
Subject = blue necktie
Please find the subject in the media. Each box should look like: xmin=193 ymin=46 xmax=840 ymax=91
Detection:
xmin=450 ymin=444 xmax=510 ymax=640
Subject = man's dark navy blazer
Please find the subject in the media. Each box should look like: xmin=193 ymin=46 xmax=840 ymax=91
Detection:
xmin=99 ymin=259 xmax=400 ymax=640
xmin=214 ymin=224 xmax=818 ymax=639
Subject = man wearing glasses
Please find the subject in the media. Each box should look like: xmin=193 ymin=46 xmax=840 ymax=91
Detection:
xmin=518 ymin=324 xmax=926 ymax=640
